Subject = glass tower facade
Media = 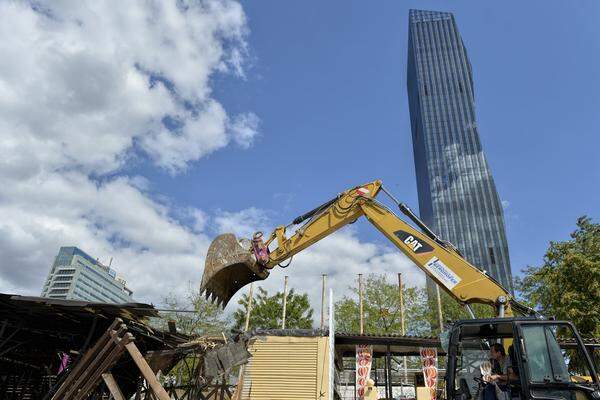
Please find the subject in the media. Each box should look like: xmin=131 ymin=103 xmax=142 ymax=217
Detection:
xmin=406 ymin=9 xmax=513 ymax=291
xmin=41 ymin=246 xmax=134 ymax=303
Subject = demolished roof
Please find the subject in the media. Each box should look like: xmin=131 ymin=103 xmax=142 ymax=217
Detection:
xmin=0 ymin=293 xmax=188 ymax=399
xmin=0 ymin=294 xmax=186 ymax=367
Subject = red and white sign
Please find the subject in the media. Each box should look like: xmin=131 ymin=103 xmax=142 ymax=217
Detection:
xmin=355 ymin=187 xmax=370 ymax=196
xmin=355 ymin=344 xmax=373 ymax=399
xmin=420 ymin=347 xmax=438 ymax=400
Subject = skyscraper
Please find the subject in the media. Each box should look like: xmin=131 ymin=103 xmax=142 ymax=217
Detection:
xmin=406 ymin=9 xmax=513 ymax=291
xmin=41 ymin=246 xmax=133 ymax=303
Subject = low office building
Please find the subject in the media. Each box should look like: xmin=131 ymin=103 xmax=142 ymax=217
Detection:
xmin=41 ymin=246 xmax=133 ymax=303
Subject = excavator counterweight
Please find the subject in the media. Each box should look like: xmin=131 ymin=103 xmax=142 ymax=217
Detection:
xmin=201 ymin=233 xmax=268 ymax=307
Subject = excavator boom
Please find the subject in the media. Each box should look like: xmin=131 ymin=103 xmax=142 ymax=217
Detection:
xmin=201 ymin=180 xmax=521 ymax=315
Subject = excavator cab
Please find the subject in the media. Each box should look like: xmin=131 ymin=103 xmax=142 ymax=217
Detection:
xmin=446 ymin=318 xmax=600 ymax=400
xmin=201 ymin=233 xmax=269 ymax=307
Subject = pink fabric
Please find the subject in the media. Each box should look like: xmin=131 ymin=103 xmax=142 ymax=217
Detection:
xmin=58 ymin=353 xmax=70 ymax=374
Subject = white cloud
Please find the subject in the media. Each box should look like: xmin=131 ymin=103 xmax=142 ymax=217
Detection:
xmin=223 ymin=228 xmax=425 ymax=320
xmin=0 ymin=171 xmax=210 ymax=301
xmin=213 ymin=207 xmax=272 ymax=238
xmin=0 ymin=1 xmax=258 ymax=176
xmin=229 ymin=112 xmax=260 ymax=149
xmin=207 ymin=210 xmax=425 ymax=318
xmin=139 ymin=100 xmax=230 ymax=173
xmin=0 ymin=1 xmax=422 ymax=314
xmin=0 ymin=0 xmax=258 ymax=303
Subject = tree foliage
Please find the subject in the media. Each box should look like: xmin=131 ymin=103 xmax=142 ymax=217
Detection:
xmin=157 ymin=283 xmax=230 ymax=336
xmin=334 ymin=274 xmax=430 ymax=335
xmin=334 ymin=274 xmax=494 ymax=336
xmin=517 ymin=217 xmax=600 ymax=336
xmin=334 ymin=274 xmax=432 ymax=335
xmin=233 ymin=287 xmax=314 ymax=330
xmin=424 ymin=288 xmax=494 ymax=332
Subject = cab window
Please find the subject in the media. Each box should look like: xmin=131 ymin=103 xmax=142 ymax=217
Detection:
xmin=521 ymin=324 xmax=592 ymax=383
xmin=452 ymin=322 xmax=518 ymax=397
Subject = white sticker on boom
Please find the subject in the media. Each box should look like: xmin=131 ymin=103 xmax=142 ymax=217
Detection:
xmin=424 ymin=257 xmax=462 ymax=290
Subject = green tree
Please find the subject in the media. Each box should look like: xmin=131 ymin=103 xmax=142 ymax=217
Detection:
xmin=150 ymin=284 xmax=230 ymax=387
xmin=157 ymin=283 xmax=230 ymax=336
xmin=516 ymin=216 xmax=600 ymax=336
xmin=333 ymin=273 xmax=495 ymax=336
xmin=334 ymin=274 xmax=431 ymax=335
xmin=233 ymin=287 xmax=314 ymax=330
xmin=424 ymin=289 xmax=495 ymax=333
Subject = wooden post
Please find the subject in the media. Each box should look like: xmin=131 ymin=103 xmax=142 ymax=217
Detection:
xmin=244 ymin=283 xmax=254 ymax=332
xmin=102 ymin=373 xmax=125 ymax=400
xmin=398 ymin=273 xmax=408 ymax=391
xmin=235 ymin=283 xmax=256 ymax=400
xmin=167 ymin=320 xmax=176 ymax=334
xmin=358 ymin=274 xmax=364 ymax=334
xmin=320 ymin=274 xmax=327 ymax=330
xmin=398 ymin=273 xmax=406 ymax=335
xmin=281 ymin=276 xmax=289 ymax=329
xmin=436 ymin=285 xmax=444 ymax=332
xmin=125 ymin=342 xmax=170 ymax=400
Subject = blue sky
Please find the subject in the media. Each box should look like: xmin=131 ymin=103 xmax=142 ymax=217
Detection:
xmin=1 ymin=1 xmax=598 ymax=309
xmin=140 ymin=1 xmax=600 ymax=279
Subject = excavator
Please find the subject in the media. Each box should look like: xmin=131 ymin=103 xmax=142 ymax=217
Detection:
xmin=201 ymin=180 xmax=600 ymax=399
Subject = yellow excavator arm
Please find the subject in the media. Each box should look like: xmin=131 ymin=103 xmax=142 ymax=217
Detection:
xmin=201 ymin=180 xmax=527 ymax=317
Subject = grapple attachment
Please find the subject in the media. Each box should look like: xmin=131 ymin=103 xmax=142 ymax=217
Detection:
xmin=201 ymin=233 xmax=269 ymax=307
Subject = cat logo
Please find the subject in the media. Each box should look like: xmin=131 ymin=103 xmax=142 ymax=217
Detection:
xmin=393 ymin=230 xmax=434 ymax=254
xmin=404 ymin=235 xmax=424 ymax=252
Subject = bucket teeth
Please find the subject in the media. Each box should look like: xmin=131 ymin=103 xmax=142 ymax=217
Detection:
xmin=201 ymin=233 xmax=270 ymax=307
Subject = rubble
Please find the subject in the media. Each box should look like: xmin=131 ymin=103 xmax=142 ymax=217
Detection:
xmin=0 ymin=294 xmax=248 ymax=399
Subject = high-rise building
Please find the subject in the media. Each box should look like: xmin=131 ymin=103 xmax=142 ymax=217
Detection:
xmin=406 ymin=9 xmax=513 ymax=291
xmin=41 ymin=246 xmax=133 ymax=303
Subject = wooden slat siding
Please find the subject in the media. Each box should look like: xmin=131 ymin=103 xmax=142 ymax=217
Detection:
xmin=241 ymin=336 xmax=330 ymax=400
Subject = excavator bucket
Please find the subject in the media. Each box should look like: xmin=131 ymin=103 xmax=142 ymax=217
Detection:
xmin=201 ymin=233 xmax=270 ymax=307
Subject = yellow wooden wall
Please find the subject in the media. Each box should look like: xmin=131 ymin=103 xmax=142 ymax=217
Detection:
xmin=240 ymin=335 xmax=330 ymax=400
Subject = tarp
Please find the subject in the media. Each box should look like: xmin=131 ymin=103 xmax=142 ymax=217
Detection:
xmin=203 ymin=340 xmax=251 ymax=380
